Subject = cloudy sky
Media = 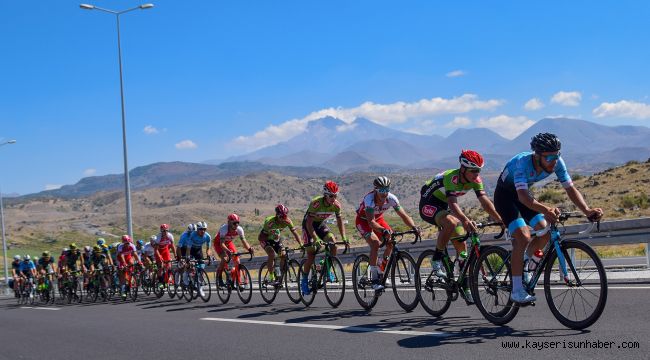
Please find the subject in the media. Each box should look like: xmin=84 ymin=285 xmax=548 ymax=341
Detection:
xmin=1 ymin=0 xmax=649 ymax=194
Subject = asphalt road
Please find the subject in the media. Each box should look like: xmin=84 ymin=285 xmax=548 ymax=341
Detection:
xmin=1 ymin=284 xmax=648 ymax=360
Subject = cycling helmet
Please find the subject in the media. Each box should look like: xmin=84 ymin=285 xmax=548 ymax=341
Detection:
xmin=373 ymin=176 xmax=391 ymax=188
xmin=160 ymin=223 xmax=170 ymax=231
xmin=42 ymin=251 xmax=50 ymax=257
xmin=69 ymin=243 xmax=77 ymax=250
xmin=323 ymin=180 xmax=339 ymax=195
xmin=107 ymin=245 xmax=113 ymax=250
xmin=227 ymin=213 xmax=240 ymax=223
xmin=92 ymin=245 xmax=101 ymax=252
xmin=530 ymin=132 xmax=561 ymax=153
xmin=121 ymin=235 xmax=132 ymax=243
xmin=24 ymin=255 xmax=31 ymax=261
xmin=459 ymin=149 xmax=484 ymax=169
xmin=62 ymin=248 xmax=69 ymax=253
xmin=149 ymin=235 xmax=157 ymax=242
xmin=187 ymin=223 xmax=197 ymax=232
xmin=136 ymin=239 xmax=144 ymax=247
xmin=96 ymin=238 xmax=105 ymax=246
xmin=13 ymin=255 xmax=21 ymax=261
xmin=196 ymin=221 xmax=208 ymax=230
xmin=275 ymin=204 xmax=289 ymax=218
xmin=84 ymin=246 xmax=91 ymax=253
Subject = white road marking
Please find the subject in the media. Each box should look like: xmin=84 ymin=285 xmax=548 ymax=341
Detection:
xmin=200 ymin=317 xmax=447 ymax=337
xmin=20 ymin=306 xmax=61 ymax=310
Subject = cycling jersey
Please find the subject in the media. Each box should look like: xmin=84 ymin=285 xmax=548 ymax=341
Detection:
xmin=304 ymin=196 xmax=341 ymax=222
xmin=188 ymin=231 xmax=211 ymax=248
xmin=90 ymin=253 xmax=108 ymax=267
xmin=215 ymin=223 xmax=245 ymax=244
xmin=154 ymin=232 xmax=175 ymax=249
xmin=178 ymin=231 xmax=191 ymax=248
xmin=498 ymin=152 xmax=573 ymax=191
xmin=422 ymin=168 xmax=485 ymax=203
xmin=260 ymin=216 xmax=295 ymax=241
xmin=11 ymin=260 xmax=21 ymax=275
xmin=19 ymin=260 xmax=36 ymax=274
xmin=83 ymin=253 xmax=92 ymax=268
xmin=37 ymin=257 xmax=55 ymax=271
xmin=142 ymin=243 xmax=155 ymax=257
xmin=356 ymin=191 xmax=401 ymax=220
xmin=65 ymin=249 xmax=82 ymax=269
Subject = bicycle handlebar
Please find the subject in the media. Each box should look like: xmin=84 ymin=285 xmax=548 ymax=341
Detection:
xmin=380 ymin=229 xmax=421 ymax=248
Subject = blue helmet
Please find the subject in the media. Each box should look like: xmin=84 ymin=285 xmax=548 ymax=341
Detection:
xmin=136 ymin=239 xmax=144 ymax=247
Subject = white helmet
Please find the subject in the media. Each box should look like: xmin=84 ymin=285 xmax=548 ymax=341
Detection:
xmin=187 ymin=223 xmax=197 ymax=232
xmin=13 ymin=255 xmax=21 ymax=261
xmin=149 ymin=235 xmax=157 ymax=243
xmin=24 ymin=255 xmax=31 ymax=261
xmin=196 ymin=221 xmax=208 ymax=230
xmin=84 ymin=246 xmax=91 ymax=253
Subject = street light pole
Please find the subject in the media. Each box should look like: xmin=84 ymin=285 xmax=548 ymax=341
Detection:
xmin=80 ymin=3 xmax=154 ymax=239
xmin=1 ymin=139 xmax=17 ymax=287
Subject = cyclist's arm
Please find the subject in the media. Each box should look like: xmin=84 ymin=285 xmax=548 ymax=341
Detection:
xmin=153 ymin=243 xmax=162 ymax=260
xmin=395 ymin=206 xmax=417 ymax=228
xmin=289 ymin=226 xmax=302 ymax=246
xmin=447 ymin=195 xmax=471 ymax=224
xmin=564 ymin=185 xmax=590 ymax=214
xmin=366 ymin=208 xmax=385 ymax=234
xmin=516 ymin=189 xmax=556 ymax=215
xmin=477 ymin=194 xmax=504 ymax=225
xmin=305 ymin=213 xmax=318 ymax=242
xmin=241 ymin=237 xmax=252 ymax=252
xmin=335 ymin=213 xmax=347 ymax=241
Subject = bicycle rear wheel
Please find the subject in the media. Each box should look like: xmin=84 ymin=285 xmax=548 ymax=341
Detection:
xmin=165 ymin=268 xmax=177 ymax=299
xmin=392 ymin=252 xmax=418 ymax=312
xmin=544 ymin=240 xmax=608 ymax=330
xmin=416 ymin=249 xmax=452 ymax=317
xmin=324 ymin=256 xmax=346 ymax=308
xmin=471 ymin=246 xmax=518 ymax=325
xmin=285 ymin=259 xmax=301 ymax=304
xmin=216 ymin=269 xmax=231 ymax=304
xmin=258 ymin=261 xmax=278 ymax=304
xmin=129 ymin=272 xmax=139 ymax=302
xmin=299 ymin=260 xmax=317 ymax=307
xmin=197 ymin=268 xmax=211 ymax=302
xmin=236 ymin=265 xmax=252 ymax=304
xmin=352 ymin=254 xmax=379 ymax=311
xmin=74 ymin=278 xmax=83 ymax=303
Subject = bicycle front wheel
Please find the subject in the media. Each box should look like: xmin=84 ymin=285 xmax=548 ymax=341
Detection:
xmin=324 ymin=256 xmax=346 ymax=308
xmin=471 ymin=246 xmax=519 ymax=325
xmin=216 ymin=269 xmax=231 ymax=304
xmin=285 ymin=259 xmax=301 ymax=304
xmin=352 ymin=254 xmax=379 ymax=311
xmin=197 ymin=268 xmax=211 ymax=302
xmin=416 ymin=250 xmax=452 ymax=317
xmin=259 ymin=261 xmax=278 ymax=304
xmin=391 ymin=252 xmax=418 ymax=312
xmin=544 ymin=240 xmax=608 ymax=330
xmin=236 ymin=265 xmax=252 ymax=304
xmin=299 ymin=259 xmax=317 ymax=307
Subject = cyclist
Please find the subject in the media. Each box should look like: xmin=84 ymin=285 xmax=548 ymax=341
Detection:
xmin=153 ymin=224 xmax=176 ymax=288
xmin=494 ymin=132 xmax=603 ymax=303
xmin=36 ymin=251 xmax=57 ymax=293
xmin=96 ymin=238 xmax=114 ymax=266
xmin=82 ymin=246 xmax=93 ymax=289
xmin=356 ymin=176 xmax=420 ymax=290
xmin=19 ymin=255 xmax=37 ymax=298
xmin=300 ymin=181 xmax=348 ymax=295
xmin=142 ymin=237 xmax=156 ymax=268
xmin=418 ymin=150 xmax=504 ymax=303
xmin=89 ymin=245 xmax=109 ymax=272
xmin=116 ymin=235 xmax=141 ymax=299
xmin=186 ymin=221 xmax=212 ymax=297
xmin=177 ymin=224 xmax=196 ymax=259
xmin=258 ymin=204 xmax=302 ymax=286
xmin=10 ymin=255 xmax=22 ymax=297
xmin=109 ymin=242 xmax=120 ymax=265
xmin=62 ymin=243 xmax=85 ymax=275
xmin=213 ymin=214 xmax=253 ymax=286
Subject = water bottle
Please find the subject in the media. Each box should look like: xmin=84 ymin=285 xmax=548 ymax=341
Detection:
xmin=274 ymin=265 xmax=282 ymax=278
xmin=315 ymin=259 xmax=322 ymax=272
xmin=528 ymin=249 xmax=544 ymax=272
xmin=457 ymin=251 xmax=468 ymax=275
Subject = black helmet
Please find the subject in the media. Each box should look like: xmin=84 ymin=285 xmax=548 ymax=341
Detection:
xmin=530 ymin=132 xmax=561 ymax=153
xmin=373 ymin=176 xmax=391 ymax=188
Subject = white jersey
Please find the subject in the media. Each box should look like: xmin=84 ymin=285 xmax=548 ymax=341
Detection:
xmin=142 ymin=243 xmax=155 ymax=257
xmin=216 ymin=223 xmax=245 ymax=243
xmin=356 ymin=191 xmax=401 ymax=220
xmin=154 ymin=232 xmax=175 ymax=248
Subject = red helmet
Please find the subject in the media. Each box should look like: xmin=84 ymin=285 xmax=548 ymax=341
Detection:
xmin=323 ymin=180 xmax=339 ymax=195
xmin=121 ymin=235 xmax=132 ymax=243
xmin=160 ymin=223 xmax=170 ymax=231
xmin=459 ymin=149 xmax=484 ymax=169
xmin=227 ymin=213 xmax=240 ymax=223
xmin=275 ymin=204 xmax=289 ymax=218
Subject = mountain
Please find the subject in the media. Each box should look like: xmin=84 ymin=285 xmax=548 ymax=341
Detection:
xmin=438 ymin=128 xmax=509 ymax=155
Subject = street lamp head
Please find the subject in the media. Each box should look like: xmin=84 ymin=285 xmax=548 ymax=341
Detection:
xmin=140 ymin=3 xmax=154 ymax=9
xmin=79 ymin=4 xmax=95 ymax=10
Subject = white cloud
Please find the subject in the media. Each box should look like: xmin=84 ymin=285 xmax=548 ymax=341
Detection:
xmin=551 ymin=91 xmax=582 ymax=106
xmin=524 ymin=98 xmax=544 ymax=111
xmin=445 ymin=116 xmax=472 ymax=128
xmin=44 ymin=184 xmax=62 ymax=191
xmin=475 ymin=115 xmax=536 ymax=139
xmin=83 ymin=168 xmax=96 ymax=176
xmin=144 ymin=125 xmax=159 ymax=135
xmin=336 ymin=123 xmax=357 ymax=132
xmin=446 ymin=70 xmax=466 ymax=78
xmin=231 ymin=94 xmax=504 ymax=151
xmin=593 ymin=100 xmax=650 ymax=119
xmin=175 ymin=140 xmax=197 ymax=150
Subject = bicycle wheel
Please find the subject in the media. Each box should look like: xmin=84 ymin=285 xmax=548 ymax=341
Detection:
xmin=544 ymin=240 xmax=608 ymax=330
xmin=27 ymin=283 xmax=36 ymax=305
xmin=299 ymin=260 xmax=317 ymax=307
xmin=90 ymin=278 xmax=99 ymax=303
xmin=166 ymin=268 xmax=177 ymax=299
xmin=129 ymin=272 xmax=139 ymax=302
xmin=390 ymin=252 xmax=418 ymax=312
xmin=416 ymin=250 xmax=452 ymax=317
xmin=173 ymin=268 xmax=184 ymax=300
xmin=470 ymin=246 xmax=519 ymax=325
xmin=153 ymin=271 xmax=165 ymax=299
xmin=197 ymin=268 xmax=211 ymax=302
xmin=216 ymin=268 xmax=231 ymax=304
xmin=352 ymin=254 xmax=379 ymax=311
xmin=236 ymin=265 xmax=253 ymax=304
xmin=74 ymin=278 xmax=83 ymax=303
xmin=324 ymin=256 xmax=346 ymax=308
xmin=285 ymin=259 xmax=301 ymax=304
xmin=140 ymin=270 xmax=151 ymax=296
xmin=258 ymin=261 xmax=278 ymax=304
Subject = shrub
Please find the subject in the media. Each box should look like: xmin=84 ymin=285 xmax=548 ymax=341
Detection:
xmin=619 ymin=192 xmax=649 ymax=209
xmin=538 ymin=189 xmax=564 ymax=203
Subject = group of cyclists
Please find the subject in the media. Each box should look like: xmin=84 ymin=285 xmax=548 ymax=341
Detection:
xmin=10 ymin=132 xmax=603 ymax=309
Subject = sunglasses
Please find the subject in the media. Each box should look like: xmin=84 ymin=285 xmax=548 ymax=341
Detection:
xmin=377 ymin=187 xmax=390 ymax=194
xmin=543 ymin=152 xmax=561 ymax=162
xmin=324 ymin=193 xmax=337 ymax=199
xmin=466 ymin=168 xmax=481 ymax=174
xmin=230 ymin=222 xmax=240 ymax=226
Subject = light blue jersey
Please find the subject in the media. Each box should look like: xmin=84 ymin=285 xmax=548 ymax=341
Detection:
xmin=188 ymin=231 xmax=211 ymax=248
xmin=178 ymin=231 xmax=191 ymax=247
xmin=498 ymin=152 xmax=573 ymax=191
xmin=19 ymin=260 xmax=36 ymax=273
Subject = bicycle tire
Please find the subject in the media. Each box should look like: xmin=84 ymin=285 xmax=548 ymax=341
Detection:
xmin=236 ymin=264 xmax=253 ymax=304
xmin=324 ymin=256 xmax=346 ymax=308
xmin=258 ymin=261 xmax=278 ymax=304
xmin=216 ymin=268 xmax=231 ymax=304
xmin=129 ymin=271 xmax=138 ymax=302
xmin=416 ymin=249 xmax=452 ymax=317
xmin=470 ymin=246 xmax=519 ymax=325
xmin=352 ymin=254 xmax=379 ymax=311
xmin=299 ymin=259 xmax=317 ymax=307
xmin=166 ymin=268 xmax=177 ymax=299
xmin=543 ymin=239 xmax=608 ymax=330
xmin=285 ymin=259 xmax=301 ymax=304
xmin=197 ymin=268 xmax=211 ymax=302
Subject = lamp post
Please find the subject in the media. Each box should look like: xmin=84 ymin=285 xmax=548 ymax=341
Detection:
xmin=80 ymin=3 xmax=154 ymax=239
xmin=1 ymin=139 xmax=16 ymax=287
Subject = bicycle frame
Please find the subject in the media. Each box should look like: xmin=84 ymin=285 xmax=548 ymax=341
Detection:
xmin=376 ymin=230 xmax=419 ymax=288
xmin=310 ymin=242 xmax=349 ymax=287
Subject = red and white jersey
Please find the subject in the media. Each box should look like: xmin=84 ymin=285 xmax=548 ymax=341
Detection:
xmin=117 ymin=243 xmax=137 ymax=257
xmin=154 ymin=232 xmax=175 ymax=248
xmin=356 ymin=191 xmax=401 ymax=220
xmin=216 ymin=223 xmax=245 ymax=244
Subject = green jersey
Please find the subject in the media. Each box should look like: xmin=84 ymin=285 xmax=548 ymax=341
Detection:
xmin=424 ymin=168 xmax=486 ymax=203
xmin=304 ymin=196 xmax=342 ymax=223
xmin=261 ymin=215 xmax=295 ymax=241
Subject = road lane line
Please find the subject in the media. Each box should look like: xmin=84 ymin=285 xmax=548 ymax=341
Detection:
xmin=20 ymin=306 xmax=61 ymax=310
xmin=200 ymin=317 xmax=447 ymax=337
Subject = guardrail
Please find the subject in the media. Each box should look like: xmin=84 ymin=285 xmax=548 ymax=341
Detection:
xmin=202 ymin=217 xmax=650 ymax=272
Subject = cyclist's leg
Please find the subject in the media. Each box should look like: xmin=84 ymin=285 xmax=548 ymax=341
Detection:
xmin=376 ymin=217 xmax=393 ymax=267
xmin=259 ymin=232 xmax=276 ymax=274
xmin=526 ymin=213 xmax=551 ymax=256
xmin=301 ymin=227 xmax=317 ymax=274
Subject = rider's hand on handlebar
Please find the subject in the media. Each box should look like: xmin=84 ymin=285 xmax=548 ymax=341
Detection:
xmin=462 ymin=219 xmax=478 ymax=233
xmin=411 ymin=226 xmax=421 ymax=237
xmin=544 ymin=207 xmax=561 ymax=223
xmin=586 ymin=208 xmax=604 ymax=222
xmin=248 ymin=247 xmax=254 ymax=255
xmin=382 ymin=229 xmax=392 ymax=242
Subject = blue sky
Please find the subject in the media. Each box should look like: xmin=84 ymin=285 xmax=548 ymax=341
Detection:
xmin=1 ymin=0 xmax=650 ymax=195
